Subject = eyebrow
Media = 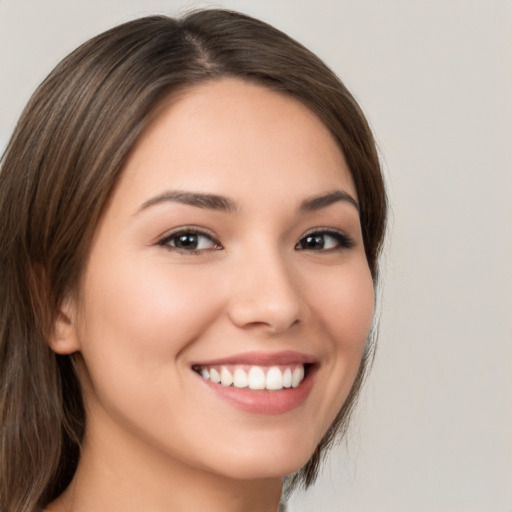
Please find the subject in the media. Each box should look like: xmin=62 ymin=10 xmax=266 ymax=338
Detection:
xmin=299 ymin=190 xmax=359 ymax=212
xmin=137 ymin=191 xmax=238 ymax=214
xmin=136 ymin=189 xmax=359 ymax=215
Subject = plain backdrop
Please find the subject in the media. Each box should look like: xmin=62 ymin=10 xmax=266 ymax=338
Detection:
xmin=1 ymin=1 xmax=511 ymax=511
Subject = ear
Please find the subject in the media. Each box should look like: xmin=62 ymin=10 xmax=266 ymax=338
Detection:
xmin=49 ymin=296 xmax=81 ymax=355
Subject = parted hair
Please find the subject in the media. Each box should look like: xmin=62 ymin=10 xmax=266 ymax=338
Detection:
xmin=0 ymin=9 xmax=386 ymax=512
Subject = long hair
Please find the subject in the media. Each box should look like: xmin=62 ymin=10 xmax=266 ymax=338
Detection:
xmin=0 ymin=9 xmax=386 ymax=511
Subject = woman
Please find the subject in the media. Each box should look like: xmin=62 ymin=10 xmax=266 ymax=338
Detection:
xmin=0 ymin=9 xmax=386 ymax=512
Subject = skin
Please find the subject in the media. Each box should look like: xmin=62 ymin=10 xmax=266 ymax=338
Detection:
xmin=48 ymin=78 xmax=375 ymax=512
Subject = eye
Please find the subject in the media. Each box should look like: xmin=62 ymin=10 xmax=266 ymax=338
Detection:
xmin=295 ymin=229 xmax=355 ymax=251
xmin=158 ymin=229 xmax=221 ymax=253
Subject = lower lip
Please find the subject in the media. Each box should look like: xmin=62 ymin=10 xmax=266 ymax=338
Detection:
xmin=197 ymin=369 xmax=316 ymax=415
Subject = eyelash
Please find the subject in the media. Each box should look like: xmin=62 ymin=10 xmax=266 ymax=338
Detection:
xmin=157 ymin=228 xmax=221 ymax=254
xmin=157 ymin=227 xmax=355 ymax=254
xmin=295 ymin=228 xmax=356 ymax=251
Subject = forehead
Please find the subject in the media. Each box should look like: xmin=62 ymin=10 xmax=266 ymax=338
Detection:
xmin=118 ymin=78 xmax=356 ymax=208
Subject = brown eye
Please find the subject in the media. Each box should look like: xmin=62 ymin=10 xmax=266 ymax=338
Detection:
xmin=295 ymin=230 xmax=355 ymax=251
xmin=159 ymin=230 xmax=220 ymax=252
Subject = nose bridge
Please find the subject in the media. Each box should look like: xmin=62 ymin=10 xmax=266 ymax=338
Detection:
xmin=227 ymin=241 xmax=305 ymax=333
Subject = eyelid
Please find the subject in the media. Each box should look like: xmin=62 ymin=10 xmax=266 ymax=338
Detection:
xmin=297 ymin=227 xmax=356 ymax=250
xmin=156 ymin=226 xmax=222 ymax=250
xmin=154 ymin=226 xmax=355 ymax=252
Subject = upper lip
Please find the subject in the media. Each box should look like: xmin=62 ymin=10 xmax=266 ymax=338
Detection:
xmin=191 ymin=350 xmax=318 ymax=367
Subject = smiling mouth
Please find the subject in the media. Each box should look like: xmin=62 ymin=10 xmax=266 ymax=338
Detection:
xmin=192 ymin=364 xmax=312 ymax=391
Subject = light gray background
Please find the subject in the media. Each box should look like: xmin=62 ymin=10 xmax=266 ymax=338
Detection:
xmin=1 ymin=1 xmax=511 ymax=511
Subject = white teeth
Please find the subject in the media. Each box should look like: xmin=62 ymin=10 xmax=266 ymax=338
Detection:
xmin=209 ymin=368 xmax=221 ymax=384
xmin=248 ymin=366 xmax=266 ymax=390
xmin=233 ymin=368 xmax=249 ymax=388
xmin=282 ymin=368 xmax=292 ymax=388
xmin=292 ymin=366 xmax=304 ymax=388
xmin=220 ymin=366 xmax=233 ymax=386
xmin=266 ymin=366 xmax=283 ymax=390
xmin=197 ymin=364 xmax=307 ymax=391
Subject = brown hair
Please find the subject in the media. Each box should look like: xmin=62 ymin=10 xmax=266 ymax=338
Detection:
xmin=0 ymin=9 xmax=386 ymax=511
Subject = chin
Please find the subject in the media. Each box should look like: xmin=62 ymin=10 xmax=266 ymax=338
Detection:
xmin=203 ymin=435 xmax=318 ymax=481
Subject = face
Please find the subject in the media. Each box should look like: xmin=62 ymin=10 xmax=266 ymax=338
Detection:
xmin=56 ymin=78 xmax=374 ymax=481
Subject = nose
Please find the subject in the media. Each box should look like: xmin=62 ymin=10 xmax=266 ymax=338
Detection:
xmin=226 ymin=247 xmax=307 ymax=334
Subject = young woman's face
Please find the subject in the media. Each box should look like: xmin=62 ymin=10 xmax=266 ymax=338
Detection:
xmin=61 ymin=79 xmax=374 ymax=480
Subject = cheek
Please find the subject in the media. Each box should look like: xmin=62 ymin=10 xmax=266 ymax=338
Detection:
xmin=73 ymin=257 xmax=229 ymax=433
xmin=307 ymin=260 xmax=375 ymax=350
xmin=302 ymin=260 xmax=375 ymax=426
xmin=74 ymin=254 xmax=228 ymax=394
